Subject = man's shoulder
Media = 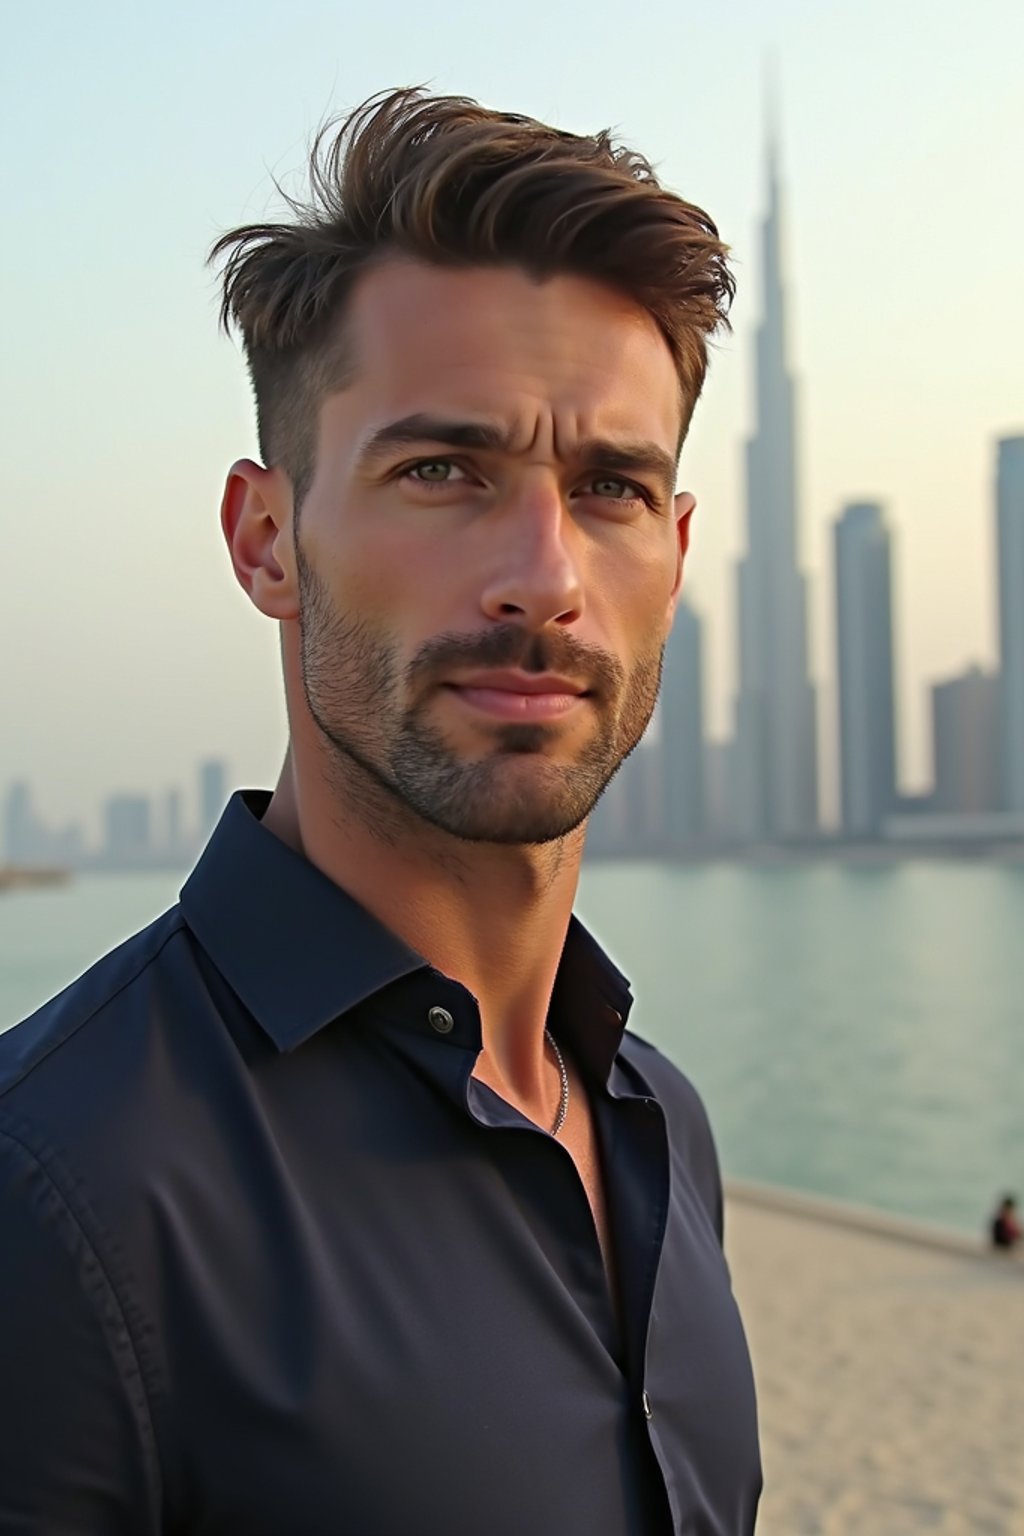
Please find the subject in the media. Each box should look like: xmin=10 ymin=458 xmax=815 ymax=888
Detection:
xmin=619 ymin=1028 xmax=714 ymax=1129
xmin=0 ymin=904 xmax=191 ymax=1114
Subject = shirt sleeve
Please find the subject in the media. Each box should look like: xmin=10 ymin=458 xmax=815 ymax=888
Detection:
xmin=0 ymin=1127 xmax=162 ymax=1534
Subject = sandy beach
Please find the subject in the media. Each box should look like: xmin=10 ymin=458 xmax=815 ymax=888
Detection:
xmin=724 ymin=1183 xmax=1024 ymax=1535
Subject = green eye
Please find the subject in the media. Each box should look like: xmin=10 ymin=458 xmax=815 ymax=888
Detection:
xmin=592 ymin=477 xmax=635 ymax=499
xmin=412 ymin=461 xmax=452 ymax=481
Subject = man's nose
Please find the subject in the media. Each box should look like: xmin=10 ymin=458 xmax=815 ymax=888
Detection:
xmin=478 ymin=480 xmax=584 ymax=630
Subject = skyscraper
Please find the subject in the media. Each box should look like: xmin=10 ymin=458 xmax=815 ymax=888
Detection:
xmin=996 ymin=436 xmax=1024 ymax=811
xmin=703 ymin=740 xmax=739 ymax=842
xmin=585 ymin=729 xmax=662 ymax=857
xmin=834 ymin=502 xmax=897 ymax=836
xmin=625 ymin=737 xmax=665 ymax=853
xmin=165 ymin=788 xmax=184 ymax=863
xmin=660 ymin=598 xmax=706 ymax=849
xmin=102 ymin=795 xmax=153 ymax=866
xmin=198 ymin=759 xmax=228 ymax=843
xmin=3 ymin=781 xmax=45 ymax=866
xmin=731 ymin=125 xmax=818 ymax=840
xmin=931 ymin=666 xmax=1001 ymax=815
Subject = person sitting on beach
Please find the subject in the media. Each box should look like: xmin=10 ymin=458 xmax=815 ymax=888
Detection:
xmin=990 ymin=1194 xmax=1021 ymax=1249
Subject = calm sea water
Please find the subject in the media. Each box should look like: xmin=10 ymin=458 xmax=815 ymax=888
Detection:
xmin=2 ymin=859 xmax=1021 ymax=1237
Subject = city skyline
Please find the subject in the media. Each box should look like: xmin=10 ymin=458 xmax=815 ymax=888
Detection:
xmin=583 ymin=416 xmax=1024 ymax=856
xmin=570 ymin=130 xmax=1024 ymax=858
xmin=3 ymin=760 xmax=230 ymax=873
xmin=3 ymin=3 xmax=1022 ymax=829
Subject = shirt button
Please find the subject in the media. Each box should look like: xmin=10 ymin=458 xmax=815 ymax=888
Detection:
xmin=642 ymin=1390 xmax=653 ymax=1420
xmin=428 ymin=1006 xmax=455 ymax=1035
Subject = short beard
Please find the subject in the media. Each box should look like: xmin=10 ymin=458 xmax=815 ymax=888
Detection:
xmin=296 ymin=545 xmax=663 ymax=846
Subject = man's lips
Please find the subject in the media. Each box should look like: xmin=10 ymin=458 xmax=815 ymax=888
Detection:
xmin=443 ymin=670 xmax=591 ymax=721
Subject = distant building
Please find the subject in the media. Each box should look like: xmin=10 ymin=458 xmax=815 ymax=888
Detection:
xmin=629 ymin=737 xmax=665 ymax=852
xmin=586 ymin=763 xmax=634 ymax=857
xmin=931 ymin=666 xmax=1001 ymax=815
xmin=834 ymin=502 xmax=897 ymax=836
xmin=3 ymin=782 xmax=83 ymax=869
xmin=4 ymin=781 xmax=42 ymax=865
xmin=49 ymin=823 xmax=86 ymax=866
xmin=585 ymin=744 xmax=648 ymax=857
xmin=588 ymin=603 xmax=707 ymax=860
xmin=165 ymin=788 xmax=185 ymax=863
xmin=586 ymin=727 xmax=662 ymax=858
xmin=102 ymin=795 xmax=153 ymax=866
xmin=703 ymin=740 xmax=739 ymax=842
xmin=731 ymin=125 xmax=818 ymax=841
xmin=996 ymin=436 xmax=1024 ymax=811
xmin=660 ymin=600 xmax=706 ymax=849
xmin=198 ymin=759 xmax=228 ymax=843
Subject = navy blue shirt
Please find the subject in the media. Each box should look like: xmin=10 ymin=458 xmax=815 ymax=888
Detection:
xmin=0 ymin=791 xmax=760 ymax=1534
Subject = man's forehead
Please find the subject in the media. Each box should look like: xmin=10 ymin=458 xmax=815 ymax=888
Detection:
xmin=335 ymin=258 xmax=682 ymax=454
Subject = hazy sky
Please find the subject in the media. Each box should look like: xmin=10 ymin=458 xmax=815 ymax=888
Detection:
xmin=2 ymin=0 xmax=1021 ymax=839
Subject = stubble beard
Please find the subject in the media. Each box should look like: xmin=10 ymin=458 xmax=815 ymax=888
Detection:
xmin=296 ymin=547 xmax=663 ymax=846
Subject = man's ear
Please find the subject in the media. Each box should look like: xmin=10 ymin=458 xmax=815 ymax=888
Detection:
xmin=220 ymin=460 xmax=299 ymax=621
xmin=668 ymin=490 xmax=696 ymax=612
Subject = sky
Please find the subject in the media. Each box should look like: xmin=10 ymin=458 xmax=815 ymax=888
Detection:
xmin=2 ymin=0 xmax=1021 ymax=840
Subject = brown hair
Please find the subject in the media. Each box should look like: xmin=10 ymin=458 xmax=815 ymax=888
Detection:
xmin=210 ymin=88 xmax=734 ymax=510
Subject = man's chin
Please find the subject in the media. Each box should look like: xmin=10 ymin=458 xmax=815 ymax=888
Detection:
xmin=436 ymin=809 xmax=590 ymax=847
xmin=408 ymin=771 xmax=599 ymax=846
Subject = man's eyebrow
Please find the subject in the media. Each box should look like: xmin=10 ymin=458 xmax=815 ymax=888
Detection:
xmin=574 ymin=440 xmax=678 ymax=497
xmin=356 ymin=415 xmax=513 ymax=464
xmin=356 ymin=415 xmax=678 ymax=495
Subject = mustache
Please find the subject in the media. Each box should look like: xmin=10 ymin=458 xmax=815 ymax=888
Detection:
xmin=405 ymin=625 xmax=624 ymax=697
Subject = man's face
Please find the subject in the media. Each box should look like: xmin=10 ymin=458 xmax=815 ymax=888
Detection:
xmin=294 ymin=259 xmax=689 ymax=845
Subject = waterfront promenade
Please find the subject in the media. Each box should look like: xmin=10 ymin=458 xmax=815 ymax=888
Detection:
xmin=725 ymin=1182 xmax=1024 ymax=1534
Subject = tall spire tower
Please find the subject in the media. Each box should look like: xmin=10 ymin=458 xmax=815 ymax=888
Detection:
xmin=732 ymin=109 xmax=819 ymax=838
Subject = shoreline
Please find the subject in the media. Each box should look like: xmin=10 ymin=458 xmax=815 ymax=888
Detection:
xmin=0 ymin=866 xmax=71 ymax=892
xmin=724 ymin=1177 xmax=1023 ymax=1267
xmin=586 ymin=840 xmax=1024 ymax=867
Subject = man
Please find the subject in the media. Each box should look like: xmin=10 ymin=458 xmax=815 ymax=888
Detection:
xmin=0 ymin=89 xmax=760 ymax=1532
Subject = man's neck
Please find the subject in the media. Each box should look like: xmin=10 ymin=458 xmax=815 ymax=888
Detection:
xmin=261 ymin=748 xmax=584 ymax=1099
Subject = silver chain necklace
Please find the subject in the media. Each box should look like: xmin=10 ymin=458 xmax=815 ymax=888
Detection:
xmin=544 ymin=1028 xmax=569 ymax=1137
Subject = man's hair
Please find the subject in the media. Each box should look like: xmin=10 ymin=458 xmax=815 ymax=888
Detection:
xmin=211 ymin=88 xmax=735 ymax=511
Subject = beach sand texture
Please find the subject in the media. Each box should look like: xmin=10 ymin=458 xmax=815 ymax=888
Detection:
xmin=724 ymin=1187 xmax=1024 ymax=1535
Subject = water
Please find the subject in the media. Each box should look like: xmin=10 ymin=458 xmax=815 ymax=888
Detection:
xmin=577 ymin=859 xmax=1024 ymax=1237
xmin=2 ymin=860 xmax=1021 ymax=1237
xmin=0 ymin=873 xmax=183 ymax=1029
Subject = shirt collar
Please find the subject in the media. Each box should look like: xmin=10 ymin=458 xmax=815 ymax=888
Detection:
xmin=552 ymin=915 xmax=634 ymax=1084
xmin=180 ymin=790 xmax=633 ymax=1076
xmin=180 ymin=790 xmax=425 ymax=1052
